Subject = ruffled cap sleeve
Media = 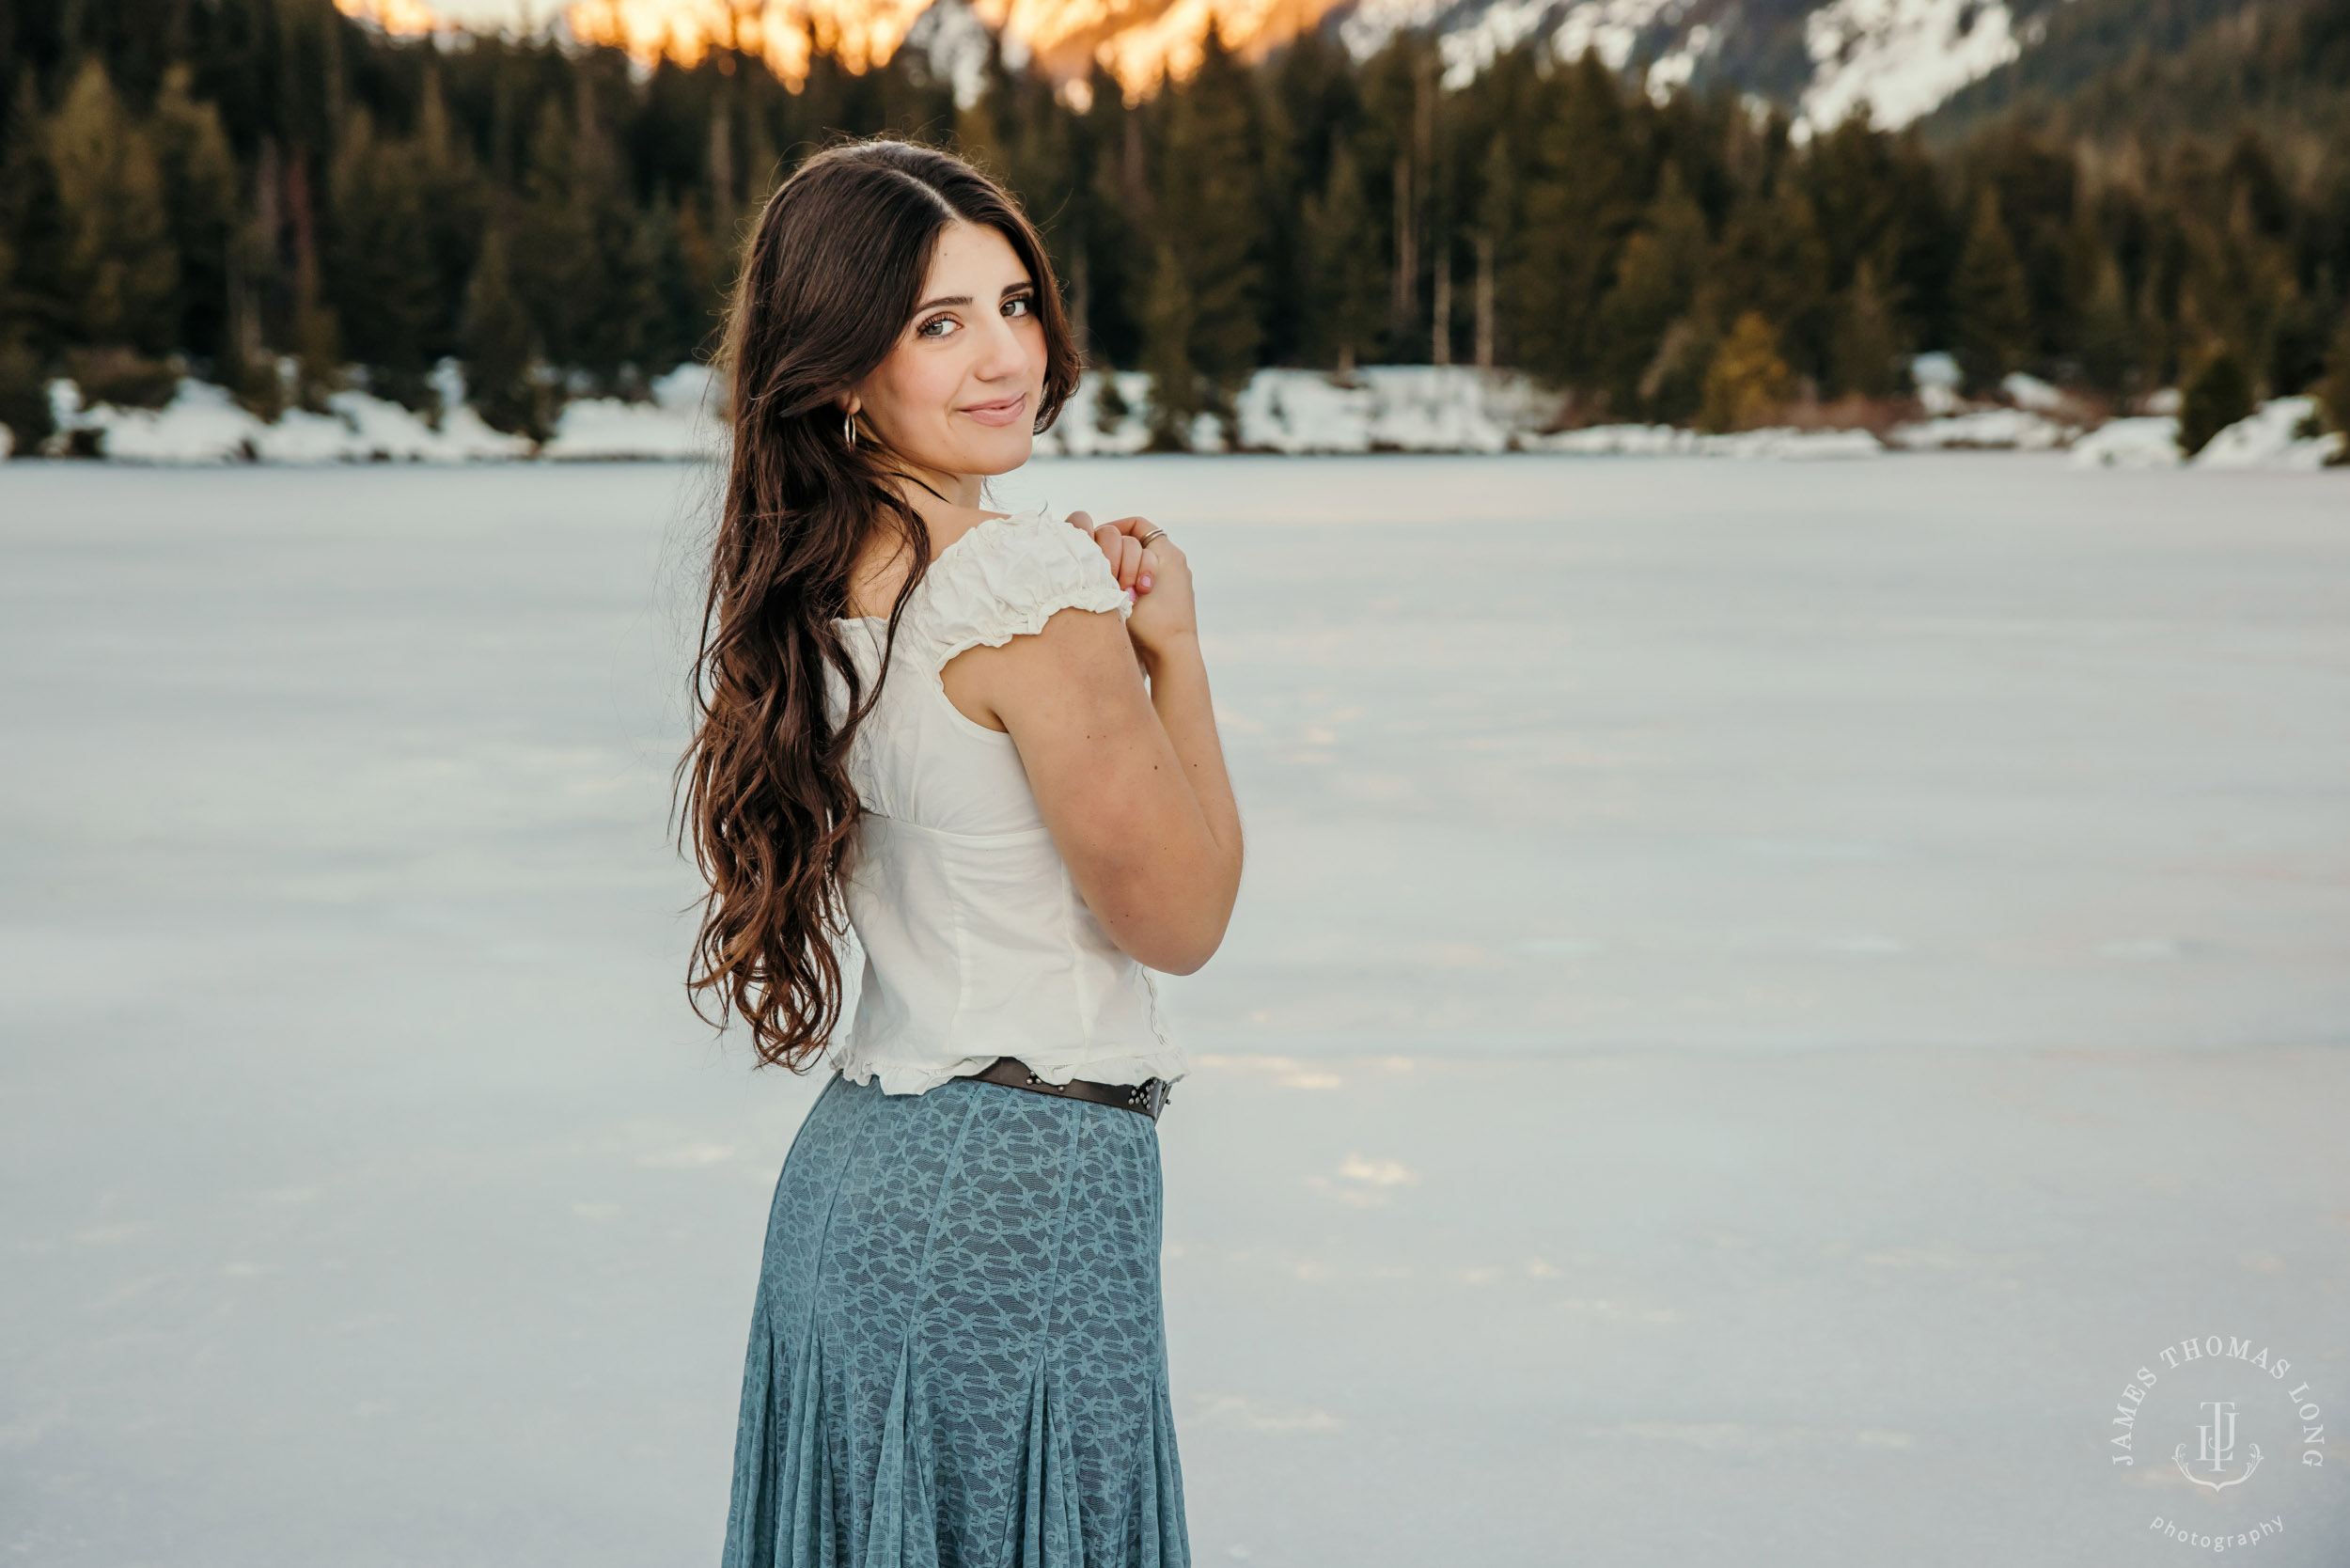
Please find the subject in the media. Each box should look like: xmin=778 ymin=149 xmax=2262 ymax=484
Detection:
xmin=916 ymin=509 xmax=1133 ymax=668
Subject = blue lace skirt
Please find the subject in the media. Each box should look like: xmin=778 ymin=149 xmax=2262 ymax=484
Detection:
xmin=721 ymin=1071 xmax=1189 ymax=1568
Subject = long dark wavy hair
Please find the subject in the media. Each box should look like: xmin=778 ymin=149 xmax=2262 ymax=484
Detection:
xmin=677 ymin=137 xmax=1081 ymax=1070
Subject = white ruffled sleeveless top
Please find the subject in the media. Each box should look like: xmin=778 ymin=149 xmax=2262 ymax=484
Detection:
xmin=822 ymin=505 xmax=1186 ymax=1097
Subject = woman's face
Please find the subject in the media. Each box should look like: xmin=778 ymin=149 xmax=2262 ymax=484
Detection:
xmin=852 ymin=219 xmax=1045 ymax=480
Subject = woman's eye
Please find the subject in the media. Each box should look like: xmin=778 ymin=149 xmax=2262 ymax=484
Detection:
xmin=917 ymin=316 xmax=958 ymax=339
xmin=1003 ymin=295 xmax=1034 ymax=318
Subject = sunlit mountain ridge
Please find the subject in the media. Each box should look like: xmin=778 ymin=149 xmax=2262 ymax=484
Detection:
xmin=338 ymin=0 xmax=1354 ymax=96
xmin=336 ymin=0 xmax=2301 ymax=132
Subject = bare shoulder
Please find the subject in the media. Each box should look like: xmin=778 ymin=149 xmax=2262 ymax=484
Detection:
xmin=940 ymin=599 xmax=1136 ymax=735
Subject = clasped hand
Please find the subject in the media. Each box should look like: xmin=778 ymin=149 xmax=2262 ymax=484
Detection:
xmin=1065 ymin=510 xmax=1193 ymax=667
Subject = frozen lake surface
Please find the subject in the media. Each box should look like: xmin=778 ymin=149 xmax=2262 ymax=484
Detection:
xmin=3 ymin=456 xmax=2346 ymax=1565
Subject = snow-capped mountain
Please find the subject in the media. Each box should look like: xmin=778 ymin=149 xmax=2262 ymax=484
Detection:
xmin=903 ymin=0 xmax=2065 ymax=134
xmin=1329 ymin=0 xmax=2043 ymax=131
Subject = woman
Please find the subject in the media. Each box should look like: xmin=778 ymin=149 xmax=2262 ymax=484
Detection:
xmin=679 ymin=137 xmax=1244 ymax=1568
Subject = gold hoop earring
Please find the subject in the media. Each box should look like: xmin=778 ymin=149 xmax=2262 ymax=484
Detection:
xmin=843 ymin=410 xmax=856 ymax=449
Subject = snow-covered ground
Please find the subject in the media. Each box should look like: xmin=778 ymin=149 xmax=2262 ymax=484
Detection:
xmin=33 ymin=359 xmax=723 ymax=464
xmin=1796 ymin=0 xmax=2023 ymax=133
xmin=2065 ymin=398 xmax=2345 ymax=470
xmin=1328 ymin=0 xmax=2034 ymax=124
xmin=16 ymin=359 xmax=2343 ymax=469
xmin=1532 ymin=421 xmax=1885 ymax=457
xmin=1887 ymin=405 xmax=2076 ymax=449
xmin=2191 ymin=395 xmax=2345 ymax=470
xmin=4 ymin=458 xmax=2347 ymax=1566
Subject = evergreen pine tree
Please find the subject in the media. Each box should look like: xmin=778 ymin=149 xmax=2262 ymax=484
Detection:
xmin=1716 ymin=183 xmax=1832 ymax=385
xmin=2076 ymin=249 xmax=2138 ymax=399
xmin=0 ymin=221 xmax=47 ymax=452
xmin=330 ymin=109 xmax=439 ymax=408
xmin=1641 ymin=315 xmax=1717 ymax=425
xmin=149 ymin=66 xmax=238 ymax=366
xmin=1699 ymin=311 xmax=1793 ymax=431
xmin=0 ymin=332 xmax=45 ymax=454
xmin=0 ymin=78 xmax=55 ymax=452
xmin=571 ymin=76 xmax=659 ymax=386
xmin=1593 ymin=167 xmax=1708 ymax=416
xmin=1304 ymin=138 xmax=1376 ymax=377
xmin=462 ymin=224 xmax=544 ymax=439
xmin=1139 ymin=239 xmax=1198 ymax=449
xmin=414 ymin=66 xmax=488 ymax=375
xmin=1152 ymin=26 xmax=1263 ymax=442
xmin=2318 ymin=311 xmax=2350 ymax=451
xmin=1471 ymin=132 xmax=1514 ymax=371
xmin=1083 ymin=88 xmax=1149 ymax=371
xmin=513 ymin=98 xmax=592 ymax=377
xmin=1949 ymin=186 xmax=2030 ymax=389
xmin=2178 ymin=343 xmax=2254 ymax=456
xmin=42 ymin=58 xmax=177 ymax=366
xmin=1512 ymin=51 xmax=1646 ymax=384
xmin=1829 ymin=258 xmax=1901 ymax=399
xmin=1095 ymin=369 xmax=1130 ymax=436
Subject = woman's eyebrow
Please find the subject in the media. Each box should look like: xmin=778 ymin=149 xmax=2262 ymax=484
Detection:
xmin=912 ymin=282 xmax=1034 ymax=312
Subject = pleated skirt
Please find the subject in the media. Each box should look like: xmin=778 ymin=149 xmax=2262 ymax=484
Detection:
xmin=721 ymin=1070 xmax=1190 ymax=1568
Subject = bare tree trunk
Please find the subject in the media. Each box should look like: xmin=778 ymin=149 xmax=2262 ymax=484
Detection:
xmin=710 ymin=88 xmax=735 ymax=248
xmin=1474 ymin=232 xmax=1496 ymax=371
xmin=1070 ymin=227 xmax=1091 ymax=368
xmin=1432 ymin=239 xmax=1451 ymax=367
xmin=1123 ymin=111 xmax=1150 ymax=221
xmin=1413 ymin=53 xmax=1435 ymax=359
xmin=1392 ymin=150 xmax=1413 ymax=339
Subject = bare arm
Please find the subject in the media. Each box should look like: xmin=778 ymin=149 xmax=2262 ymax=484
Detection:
xmin=939 ymin=528 xmax=1241 ymax=974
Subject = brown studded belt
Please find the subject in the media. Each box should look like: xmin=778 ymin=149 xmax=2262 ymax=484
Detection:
xmin=968 ymin=1056 xmax=1173 ymax=1121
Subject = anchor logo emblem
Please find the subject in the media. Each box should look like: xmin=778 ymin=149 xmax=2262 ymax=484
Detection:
xmin=2174 ymin=1400 xmax=2264 ymax=1491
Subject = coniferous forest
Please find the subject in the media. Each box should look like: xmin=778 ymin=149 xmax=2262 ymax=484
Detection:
xmin=3 ymin=0 xmax=2349 ymax=454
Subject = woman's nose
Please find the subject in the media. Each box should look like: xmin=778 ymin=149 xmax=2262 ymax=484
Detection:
xmin=971 ymin=313 xmax=1032 ymax=382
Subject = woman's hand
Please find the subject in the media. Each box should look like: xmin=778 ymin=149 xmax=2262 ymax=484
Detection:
xmin=1067 ymin=510 xmax=1196 ymax=667
xmin=1066 ymin=510 xmax=1157 ymax=599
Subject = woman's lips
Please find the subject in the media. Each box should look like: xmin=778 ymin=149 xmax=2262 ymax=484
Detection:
xmin=960 ymin=394 xmax=1028 ymax=428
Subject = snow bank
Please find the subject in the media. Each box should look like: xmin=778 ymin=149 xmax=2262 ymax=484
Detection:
xmin=1526 ymin=423 xmax=1883 ymax=458
xmin=1035 ymin=370 xmax=1155 ymax=457
xmin=1999 ymin=372 xmax=2066 ymax=414
xmin=55 ymin=380 xmax=263 ymax=463
xmin=540 ymin=362 xmax=721 ymax=462
xmin=1909 ymin=352 xmax=1963 ymax=416
xmin=39 ymin=363 xmax=727 ymax=464
xmin=1888 ymin=407 xmax=2076 ymax=450
xmin=1052 ymin=367 xmax=1873 ymax=458
xmin=2190 ymin=396 xmax=2343 ymax=471
xmin=1038 ymin=366 xmax=1559 ymax=456
xmin=47 ymin=374 xmax=530 ymax=463
xmin=2065 ymin=399 xmax=2344 ymax=471
xmin=2069 ymin=416 xmax=2180 ymax=468
xmin=16 ymin=363 xmax=2340 ymax=470
xmin=1711 ymin=427 xmax=1886 ymax=459
xmin=1231 ymin=366 xmax=1541 ymax=453
xmin=1529 ymin=422 xmax=1696 ymax=456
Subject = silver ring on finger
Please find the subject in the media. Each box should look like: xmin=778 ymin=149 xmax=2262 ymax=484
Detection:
xmin=1139 ymin=527 xmax=1168 ymax=546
